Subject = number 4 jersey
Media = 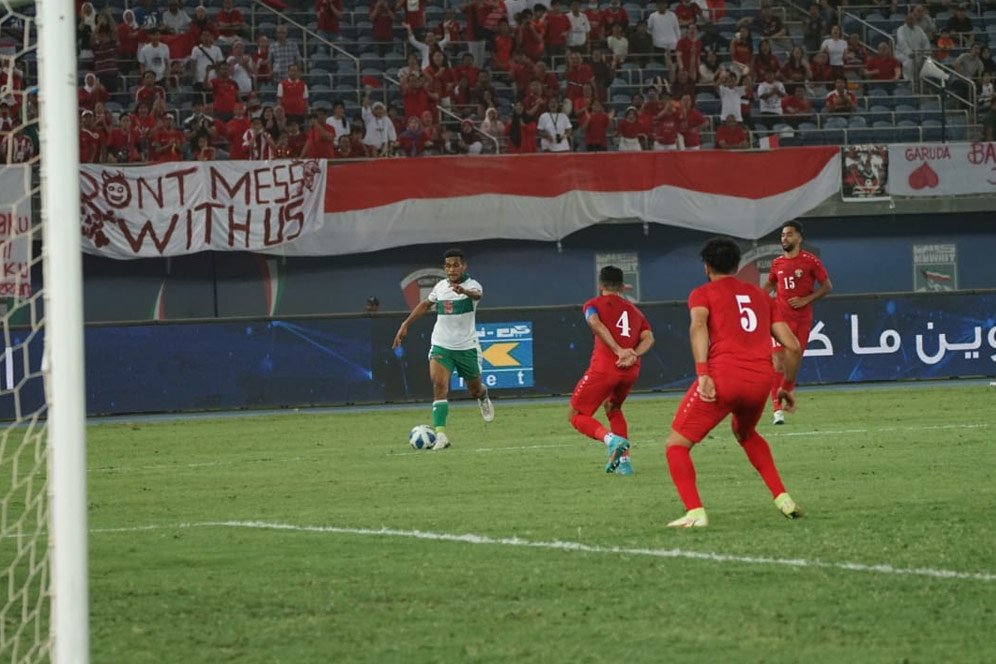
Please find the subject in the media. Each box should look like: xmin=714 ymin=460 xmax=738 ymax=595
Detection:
xmin=688 ymin=277 xmax=783 ymax=378
xmin=582 ymin=294 xmax=651 ymax=373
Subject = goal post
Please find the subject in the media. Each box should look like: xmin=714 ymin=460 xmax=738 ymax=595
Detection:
xmin=0 ymin=0 xmax=89 ymax=660
xmin=37 ymin=0 xmax=89 ymax=660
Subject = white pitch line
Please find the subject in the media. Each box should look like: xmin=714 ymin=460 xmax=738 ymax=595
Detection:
xmin=87 ymin=520 xmax=996 ymax=584
xmin=769 ymin=423 xmax=990 ymax=438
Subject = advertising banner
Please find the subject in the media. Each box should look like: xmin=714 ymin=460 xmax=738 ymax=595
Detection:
xmin=888 ymin=142 xmax=996 ymax=196
xmin=2 ymin=291 xmax=992 ymax=418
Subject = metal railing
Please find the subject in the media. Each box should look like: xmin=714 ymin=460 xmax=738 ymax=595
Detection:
xmin=249 ymin=0 xmax=361 ymax=96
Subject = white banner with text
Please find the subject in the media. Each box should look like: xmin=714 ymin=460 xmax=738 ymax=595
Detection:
xmin=0 ymin=165 xmax=34 ymax=299
xmin=888 ymin=142 xmax=996 ymax=196
xmin=80 ymin=160 xmax=328 ymax=258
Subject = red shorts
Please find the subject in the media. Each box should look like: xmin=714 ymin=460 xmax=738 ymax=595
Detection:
xmin=570 ymin=368 xmax=637 ymax=415
xmin=772 ymin=316 xmax=812 ymax=353
xmin=671 ymin=372 xmax=769 ymax=444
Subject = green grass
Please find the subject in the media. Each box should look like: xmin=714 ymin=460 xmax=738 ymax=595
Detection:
xmin=78 ymin=385 xmax=996 ymax=663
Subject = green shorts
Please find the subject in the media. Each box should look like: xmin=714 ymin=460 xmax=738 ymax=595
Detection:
xmin=428 ymin=345 xmax=482 ymax=380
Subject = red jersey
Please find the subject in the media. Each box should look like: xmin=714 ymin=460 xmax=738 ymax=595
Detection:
xmin=617 ymin=117 xmax=643 ymax=139
xmin=583 ymin=294 xmax=650 ymax=373
xmin=545 ymin=13 xmax=571 ymax=46
xmin=766 ymin=250 xmax=829 ymax=320
xmin=781 ymin=95 xmax=812 ymax=116
xmin=583 ymin=111 xmax=610 ymax=147
xmin=79 ymin=128 xmax=102 ymax=163
xmin=211 ymin=78 xmax=240 ymax=114
xmin=278 ymin=78 xmax=309 ymax=116
xmin=601 ymin=5 xmax=629 ymax=29
xmin=679 ymin=108 xmax=706 ymax=147
xmin=655 ymin=114 xmax=679 ymax=144
xmin=315 ymin=0 xmax=342 ymax=32
xmin=865 ymin=55 xmax=899 ymax=80
xmin=584 ymin=8 xmax=604 ymax=41
xmin=493 ymin=35 xmax=513 ymax=70
xmin=688 ymin=277 xmax=780 ymax=378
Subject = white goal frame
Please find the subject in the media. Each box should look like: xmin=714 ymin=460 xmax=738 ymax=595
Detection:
xmin=37 ymin=0 xmax=89 ymax=662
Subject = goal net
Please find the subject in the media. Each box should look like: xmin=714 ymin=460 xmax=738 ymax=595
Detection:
xmin=1 ymin=0 xmax=88 ymax=661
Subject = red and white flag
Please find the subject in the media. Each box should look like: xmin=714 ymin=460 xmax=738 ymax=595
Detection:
xmin=78 ymin=148 xmax=841 ymax=258
xmin=757 ymin=134 xmax=780 ymax=150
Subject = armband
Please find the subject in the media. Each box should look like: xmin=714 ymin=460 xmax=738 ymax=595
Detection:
xmin=780 ymin=379 xmax=796 ymax=392
xmin=695 ymin=362 xmax=709 ymax=376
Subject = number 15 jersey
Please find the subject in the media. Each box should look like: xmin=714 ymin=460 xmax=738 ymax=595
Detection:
xmin=688 ymin=277 xmax=782 ymax=379
xmin=767 ymin=251 xmax=828 ymax=321
xmin=582 ymin=294 xmax=650 ymax=373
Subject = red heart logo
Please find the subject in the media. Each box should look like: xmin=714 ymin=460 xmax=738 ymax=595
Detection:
xmin=909 ymin=162 xmax=939 ymax=190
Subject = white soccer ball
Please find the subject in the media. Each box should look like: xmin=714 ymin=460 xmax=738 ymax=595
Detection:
xmin=408 ymin=425 xmax=437 ymax=450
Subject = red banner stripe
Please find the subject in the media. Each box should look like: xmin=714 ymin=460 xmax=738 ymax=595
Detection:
xmin=324 ymin=147 xmax=839 ymax=213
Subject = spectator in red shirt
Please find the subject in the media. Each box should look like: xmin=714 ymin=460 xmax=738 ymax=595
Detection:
xmin=752 ymin=39 xmax=781 ymax=81
xmin=671 ymin=69 xmax=696 ymax=100
xmin=716 ymin=114 xmax=749 ymax=149
xmin=780 ymin=85 xmax=814 ymax=127
xmin=676 ymin=23 xmax=702 ymax=80
xmin=401 ymin=71 xmax=433 ymax=120
xmin=545 ymin=0 xmax=572 ymax=62
xmin=601 ymin=0 xmax=629 ymax=32
xmin=730 ymin=27 xmax=753 ymax=71
xmin=285 ymin=120 xmax=306 ymax=157
xmin=277 ymin=63 xmax=309 ymax=125
xmin=194 ymin=134 xmax=216 ymax=161
xmin=117 ymin=10 xmax=145 ymax=74
xmin=825 ymin=78 xmax=857 ymax=114
xmin=105 ymin=113 xmax=141 ymax=163
xmin=397 ymin=0 xmax=427 ymax=38
xmin=809 ymin=51 xmax=834 ymax=88
xmin=674 ymin=0 xmax=701 ymax=28
xmin=506 ymin=100 xmax=538 ymax=153
xmin=398 ymin=115 xmax=430 ymax=156
xmin=210 ymin=62 xmax=241 ymax=121
xmin=248 ymin=35 xmax=272 ymax=85
xmin=579 ymin=99 xmax=611 ymax=151
xmin=455 ymin=53 xmax=482 ymax=87
xmin=863 ymin=42 xmax=901 ymax=82
xmin=564 ymin=51 xmax=593 ymax=102
xmin=225 ymin=103 xmax=251 ymax=159
xmin=653 ymin=101 xmax=680 ymax=150
xmin=151 ymin=114 xmax=185 ymax=162
xmin=534 ymin=61 xmax=561 ymax=98
xmin=515 ymin=9 xmax=545 ymax=62
xmin=134 ymin=71 xmax=166 ymax=111
xmin=78 ymin=73 xmax=110 ymax=111
xmin=493 ymin=20 xmax=514 ymax=71
xmin=215 ymin=0 xmax=246 ymax=46
xmin=843 ymin=32 xmax=868 ymax=75
xmin=302 ymin=110 xmax=336 ymax=158
xmin=78 ymin=110 xmax=102 ymax=163
xmin=678 ymin=94 xmax=706 ymax=150
xmin=781 ymin=46 xmax=812 ymax=85
xmin=315 ymin=0 xmax=343 ymax=45
xmin=369 ymin=0 xmax=396 ymax=56
xmin=616 ymin=105 xmax=645 ymax=151
xmin=584 ymin=1 xmax=605 ymax=45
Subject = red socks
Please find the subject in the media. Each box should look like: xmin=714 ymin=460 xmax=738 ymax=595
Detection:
xmin=606 ymin=408 xmax=628 ymax=438
xmin=770 ymin=369 xmax=784 ymax=409
xmin=570 ymin=414 xmax=609 ymax=442
xmin=740 ymin=432 xmax=787 ymax=498
xmin=665 ymin=445 xmax=702 ymax=510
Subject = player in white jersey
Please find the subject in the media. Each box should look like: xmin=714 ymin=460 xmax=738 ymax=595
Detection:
xmin=392 ymin=248 xmax=495 ymax=450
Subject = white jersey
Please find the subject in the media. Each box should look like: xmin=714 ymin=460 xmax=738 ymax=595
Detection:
xmin=428 ymin=277 xmax=483 ymax=350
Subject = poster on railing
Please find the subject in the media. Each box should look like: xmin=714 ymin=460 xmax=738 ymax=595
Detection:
xmin=79 ymin=160 xmax=328 ymax=258
xmin=841 ymin=145 xmax=890 ymax=201
xmin=0 ymin=165 xmax=33 ymax=299
xmin=888 ymin=142 xmax=996 ymax=197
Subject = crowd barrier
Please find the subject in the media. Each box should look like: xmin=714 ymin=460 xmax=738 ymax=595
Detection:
xmin=3 ymin=289 xmax=994 ymax=417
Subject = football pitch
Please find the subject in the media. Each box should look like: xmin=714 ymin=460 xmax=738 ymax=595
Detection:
xmin=83 ymin=384 xmax=995 ymax=663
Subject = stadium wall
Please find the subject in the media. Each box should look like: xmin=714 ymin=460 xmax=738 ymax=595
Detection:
xmin=80 ymin=212 xmax=996 ymax=321
xmin=3 ymin=291 xmax=994 ymax=417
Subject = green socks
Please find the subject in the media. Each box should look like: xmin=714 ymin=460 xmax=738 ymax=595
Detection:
xmin=432 ymin=400 xmax=449 ymax=429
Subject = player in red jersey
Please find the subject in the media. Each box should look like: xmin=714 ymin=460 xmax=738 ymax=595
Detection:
xmin=765 ymin=220 xmax=832 ymax=425
xmin=665 ymin=237 xmax=803 ymax=527
xmin=569 ymin=266 xmax=655 ymax=475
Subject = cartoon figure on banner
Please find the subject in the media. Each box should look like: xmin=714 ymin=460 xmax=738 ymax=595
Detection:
xmin=102 ymin=171 xmax=132 ymax=208
xmin=842 ymin=145 xmax=889 ymax=200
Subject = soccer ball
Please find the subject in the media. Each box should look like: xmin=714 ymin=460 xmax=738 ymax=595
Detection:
xmin=408 ymin=425 xmax=437 ymax=450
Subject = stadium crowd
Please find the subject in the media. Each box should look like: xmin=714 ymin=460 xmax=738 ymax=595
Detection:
xmin=2 ymin=0 xmax=996 ymax=162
